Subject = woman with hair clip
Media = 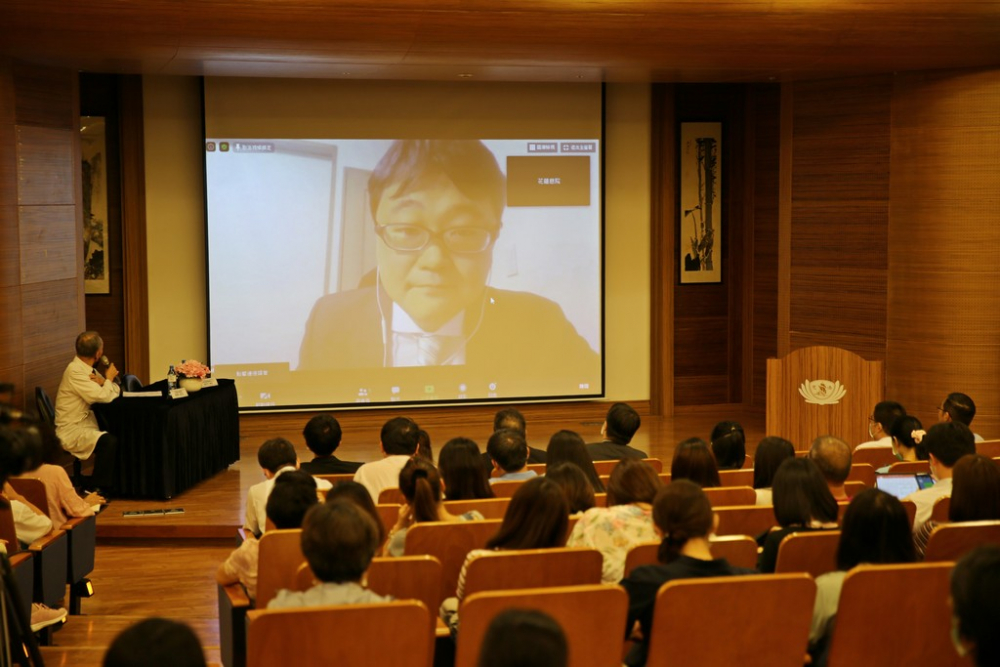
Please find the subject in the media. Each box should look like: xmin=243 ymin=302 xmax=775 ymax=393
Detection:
xmin=621 ymin=480 xmax=755 ymax=667
xmin=879 ymin=415 xmax=926 ymax=473
xmin=710 ymin=420 xmax=746 ymax=470
xmin=384 ymin=457 xmax=483 ymax=557
xmin=438 ymin=437 xmax=494 ymax=501
xmin=546 ymin=430 xmax=605 ymax=492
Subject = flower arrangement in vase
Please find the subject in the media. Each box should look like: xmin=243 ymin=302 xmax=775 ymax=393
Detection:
xmin=175 ymin=360 xmax=211 ymax=392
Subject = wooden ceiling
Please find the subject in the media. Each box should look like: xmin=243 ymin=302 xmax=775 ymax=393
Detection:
xmin=2 ymin=1 xmax=1000 ymax=82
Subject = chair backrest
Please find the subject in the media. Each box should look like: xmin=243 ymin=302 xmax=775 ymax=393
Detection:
xmin=594 ymin=493 xmax=607 ymax=507
xmin=718 ymin=469 xmax=754 ymax=487
xmin=884 ymin=460 xmax=931 ymax=475
xmin=314 ymin=473 xmax=355 ymax=487
xmin=646 ymin=574 xmax=816 ymax=667
xmin=774 ymin=530 xmax=841 ymax=578
xmin=931 ymin=495 xmax=951 ymax=524
xmin=120 ymin=374 xmax=142 ymax=392
xmin=255 ymin=529 xmax=304 ymax=607
xmin=0 ymin=496 xmax=22 ymax=554
xmin=623 ymin=539 xmax=758 ymax=576
xmin=405 ymin=519 xmax=501 ymax=603
xmin=378 ymin=487 xmax=405 ymax=505
xmin=488 ymin=480 xmax=526 ymax=498
xmin=714 ymin=505 xmax=775 ymax=537
xmin=8 ymin=478 xmax=50 ymax=516
xmin=924 ymin=520 xmax=1000 ymax=562
xmin=851 ymin=447 xmax=897 ymax=469
xmin=837 ymin=498 xmax=916 ymax=526
xmin=443 ymin=497 xmax=510 ymax=519
xmin=846 ymin=463 xmax=876 ymax=487
xmin=526 ymin=463 xmax=547 ymax=474
xmin=34 ymin=387 xmax=55 ymax=427
xmin=844 ymin=481 xmax=866 ymax=497
xmin=827 ymin=563 xmax=971 ymax=667
xmin=975 ymin=439 xmax=1000 ymax=458
xmin=462 ymin=547 xmax=603 ymax=599
xmin=246 ymin=601 xmax=433 ymax=667
xmin=455 ymin=585 xmax=628 ymax=667
xmin=376 ymin=504 xmax=399 ymax=539
xmin=592 ymin=457 xmax=663 ymax=475
xmin=703 ymin=486 xmax=756 ymax=506
xmin=291 ymin=556 xmax=445 ymax=614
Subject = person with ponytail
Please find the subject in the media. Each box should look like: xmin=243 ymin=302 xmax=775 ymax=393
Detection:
xmin=383 ymin=457 xmax=483 ymax=556
xmin=620 ymin=480 xmax=755 ymax=666
xmin=879 ymin=414 xmax=926 ymax=472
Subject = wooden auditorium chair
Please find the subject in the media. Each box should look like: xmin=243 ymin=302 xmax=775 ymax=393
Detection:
xmin=825 ymin=563 xmax=971 ymax=667
xmin=714 ymin=505 xmax=775 ymax=537
xmin=293 ymin=555 xmax=444 ymax=613
xmin=405 ymin=519 xmax=502 ymax=604
xmin=454 ymin=585 xmax=629 ymax=667
xmin=718 ymin=469 xmax=754 ymax=486
xmin=312 ymin=473 xmax=354 ymax=487
xmin=774 ymin=530 xmax=841 ymax=578
xmin=9 ymin=477 xmax=96 ymax=614
xmin=851 ymin=447 xmax=897 ymax=469
xmin=884 ymin=460 xmax=931 ymax=475
xmin=255 ymin=528 xmax=305 ymax=608
xmin=377 ymin=487 xmax=405 ymax=505
xmin=443 ymin=497 xmax=510 ymax=519
xmin=246 ymin=601 xmax=434 ymax=667
xmin=592 ymin=458 xmax=663 ymax=475
xmin=844 ymin=480 xmax=867 ymax=497
xmin=488 ymin=480 xmax=526 ymax=498
xmin=623 ymin=535 xmax=758 ymax=577
xmin=846 ymin=463 xmax=877 ymax=487
xmin=702 ymin=486 xmax=756 ymax=506
xmin=930 ymin=495 xmax=950 ymax=523
xmin=644 ymin=574 xmax=816 ymax=667
xmin=923 ymin=520 xmax=1000 ymax=563
xmin=838 ymin=499 xmax=915 ymax=527
xmin=974 ymin=439 xmax=1000 ymax=458
xmin=460 ymin=547 xmax=603 ymax=598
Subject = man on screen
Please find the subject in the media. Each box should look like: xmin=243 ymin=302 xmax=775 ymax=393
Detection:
xmin=298 ymin=140 xmax=598 ymax=383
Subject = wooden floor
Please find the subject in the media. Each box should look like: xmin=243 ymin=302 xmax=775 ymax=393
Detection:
xmin=41 ymin=406 xmax=765 ymax=666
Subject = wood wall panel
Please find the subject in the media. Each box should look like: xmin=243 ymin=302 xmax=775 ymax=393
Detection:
xmin=15 ymin=126 xmax=75 ymax=205
xmin=22 ymin=353 xmax=70 ymax=404
xmin=786 ymin=76 xmax=892 ymax=362
xmin=887 ymin=69 xmax=1000 ymax=437
xmin=12 ymin=63 xmax=76 ymax=130
xmin=0 ymin=286 xmax=23 ymax=369
xmin=649 ymin=84 xmax=675 ymax=416
xmin=18 ymin=205 xmax=77 ymax=284
xmin=20 ymin=278 xmax=80 ymax=365
xmin=0 ymin=63 xmax=17 ymax=288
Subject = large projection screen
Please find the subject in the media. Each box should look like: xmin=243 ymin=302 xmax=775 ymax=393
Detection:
xmin=203 ymin=79 xmax=604 ymax=410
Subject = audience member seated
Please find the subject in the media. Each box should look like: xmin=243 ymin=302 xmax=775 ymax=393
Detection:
xmin=950 ymin=545 xmax=1000 ymax=667
xmin=881 ymin=415 xmax=926 ymax=473
xmin=103 ymin=617 xmax=207 ymax=667
xmin=752 ymin=436 xmax=795 ymax=506
xmin=913 ymin=453 xmax=1000 ymax=557
xmin=268 ymin=500 xmax=389 ymax=609
xmin=757 ymin=458 xmax=839 ymax=573
xmin=439 ymin=438 xmax=494 ymax=501
xmin=937 ymin=392 xmax=984 ymax=442
xmin=415 ymin=428 xmax=434 ymax=461
xmin=384 ymin=458 xmax=484 ymax=557
xmin=217 ymin=471 xmax=318 ymax=600
xmin=620 ymin=480 xmax=755 ymax=667
xmin=327 ymin=480 xmax=387 ymax=545
xmin=18 ymin=420 xmax=103 ymax=526
xmin=904 ymin=422 xmax=976 ymax=536
xmin=480 ymin=408 xmax=547 ymax=469
xmin=545 ymin=462 xmax=596 ymax=516
xmin=855 ymin=400 xmax=906 ymax=450
xmin=809 ymin=435 xmax=852 ymax=501
xmin=567 ymin=458 xmax=662 ymax=583
xmin=354 ymin=417 xmax=421 ymax=502
xmin=487 ymin=429 xmax=538 ymax=483
xmin=244 ymin=438 xmax=332 ymax=536
xmin=3 ymin=482 xmax=55 ymax=547
xmin=808 ymin=489 xmax=916 ymax=666
xmin=477 ymin=609 xmax=568 ymax=667
xmin=586 ymin=402 xmax=646 ymax=461
xmin=546 ymin=430 xmax=604 ymax=492
xmin=710 ymin=421 xmax=746 ymax=470
xmin=670 ymin=438 xmax=720 ymax=488
xmin=298 ymin=414 xmax=362 ymax=475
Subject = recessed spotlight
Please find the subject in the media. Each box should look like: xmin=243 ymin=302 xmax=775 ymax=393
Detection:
xmin=458 ymin=73 xmax=473 ymax=78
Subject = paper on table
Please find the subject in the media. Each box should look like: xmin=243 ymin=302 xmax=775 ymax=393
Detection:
xmin=122 ymin=391 xmax=163 ymax=398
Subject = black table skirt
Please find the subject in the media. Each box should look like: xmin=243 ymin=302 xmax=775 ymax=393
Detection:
xmin=95 ymin=379 xmax=240 ymax=499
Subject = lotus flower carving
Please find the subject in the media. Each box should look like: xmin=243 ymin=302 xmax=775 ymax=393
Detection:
xmin=798 ymin=379 xmax=846 ymax=405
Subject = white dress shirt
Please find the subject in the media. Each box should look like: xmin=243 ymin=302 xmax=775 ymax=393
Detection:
xmin=243 ymin=466 xmax=332 ymax=535
xmin=354 ymin=455 xmax=412 ymax=502
xmin=55 ymin=356 xmax=120 ymax=458
xmin=390 ymin=303 xmax=465 ymax=366
xmin=855 ymin=435 xmax=893 ymax=450
xmin=905 ymin=477 xmax=952 ymax=536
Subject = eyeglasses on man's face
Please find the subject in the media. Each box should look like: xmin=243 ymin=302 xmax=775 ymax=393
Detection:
xmin=375 ymin=224 xmax=496 ymax=254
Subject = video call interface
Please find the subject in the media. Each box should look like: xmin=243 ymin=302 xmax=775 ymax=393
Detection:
xmin=205 ymin=138 xmax=603 ymax=409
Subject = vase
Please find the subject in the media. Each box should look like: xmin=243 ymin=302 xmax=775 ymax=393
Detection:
xmin=179 ymin=377 xmax=203 ymax=393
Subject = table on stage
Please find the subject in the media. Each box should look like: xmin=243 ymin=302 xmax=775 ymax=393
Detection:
xmin=95 ymin=379 xmax=240 ymax=499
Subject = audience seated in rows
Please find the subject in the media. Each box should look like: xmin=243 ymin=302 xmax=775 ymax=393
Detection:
xmin=439 ymin=437 xmax=494 ymax=501
xmin=415 ymin=428 xmax=433 ymax=462
xmin=951 ymin=545 xmax=1000 ymax=667
xmin=586 ymin=402 xmax=645 ymax=462
xmin=905 ymin=422 xmax=976 ymax=536
xmin=546 ymin=430 xmax=604 ymax=492
xmin=620 ymin=480 xmax=755 ymax=667
xmin=757 ymin=457 xmax=838 ymax=573
xmin=709 ymin=420 xmax=746 ymax=470
xmin=384 ymin=457 xmax=484 ymax=557
xmin=354 ymin=417 xmax=421 ymax=502
xmin=217 ymin=471 xmax=318 ymax=599
xmin=809 ymin=435 xmax=852 ymax=501
xmin=752 ymin=436 xmax=795 ymax=506
xmin=480 ymin=408 xmax=548 ymax=470
xmin=855 ymin=400 xmax=906 ymax=450
xmin=268 ymin=500 xmax=388 ymax=609
xmin=808 ymin=489 xmax=916 ymax=667
xmin=882 ymin=415 xmax=926 ymax=472
xmin=327 ymin=480 xmax=386 ymax=544
xmin=103 ymin=617 xmax=207 ymax=667
xmin=567 ymin=458 xmax=662 ymax=583
xmin=18 ymin=419 xmax=103 ymax=526
xmin=914 ymin=453 xmax=1000 ymax=557
xmin=545 ymin=462 xmax=596 ymax=516
xmin=298 ymin=414 xmax=362 ymax=475
xmin=670 ymin=438 xmax=720 ymax=488
xmin=477 ymin=609 xmax=568 ymax=667
xmin=244 ymin=438 xmax=331 ymax=536
xmin=487 ymin=429 xmax=538 ymax=483
xmin=937 ymin=392 xmax=984 ymax=443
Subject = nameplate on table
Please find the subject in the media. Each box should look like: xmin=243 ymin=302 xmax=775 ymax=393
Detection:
xmin=121 ymin=508 xmax=185 ymax=517
xmin=201 ymin=377 xmax=219 ymax=388
xmin=169 ymin=388 xmax=189 ymax=399
xmin=122 ymin=391 xmax=163 ymax=398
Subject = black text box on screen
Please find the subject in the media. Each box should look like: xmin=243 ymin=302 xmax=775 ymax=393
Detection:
xmin=506 ymin=156 xmax=591 ymax=207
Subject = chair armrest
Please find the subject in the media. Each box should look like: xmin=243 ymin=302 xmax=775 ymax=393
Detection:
xmin=219 ymin=583 xmax=252 ymax=667
xmin=60 ymin=516 xmax=91 ymax=532
xmin=27 ymin=529 xmax=67 ymax=552
xmin=236 ymin=527 xmax=248 ymax=547
xmin=222 ymin=582 xmax=252 ymax=608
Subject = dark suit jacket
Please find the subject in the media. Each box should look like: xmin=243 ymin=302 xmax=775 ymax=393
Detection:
xmin=585 ymin=440 xmax=647 ymax=461
xmin=300 ymin=456 xmax=363 ymax=475
xmin=298 ymin=287 xmax=599 ymax=389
